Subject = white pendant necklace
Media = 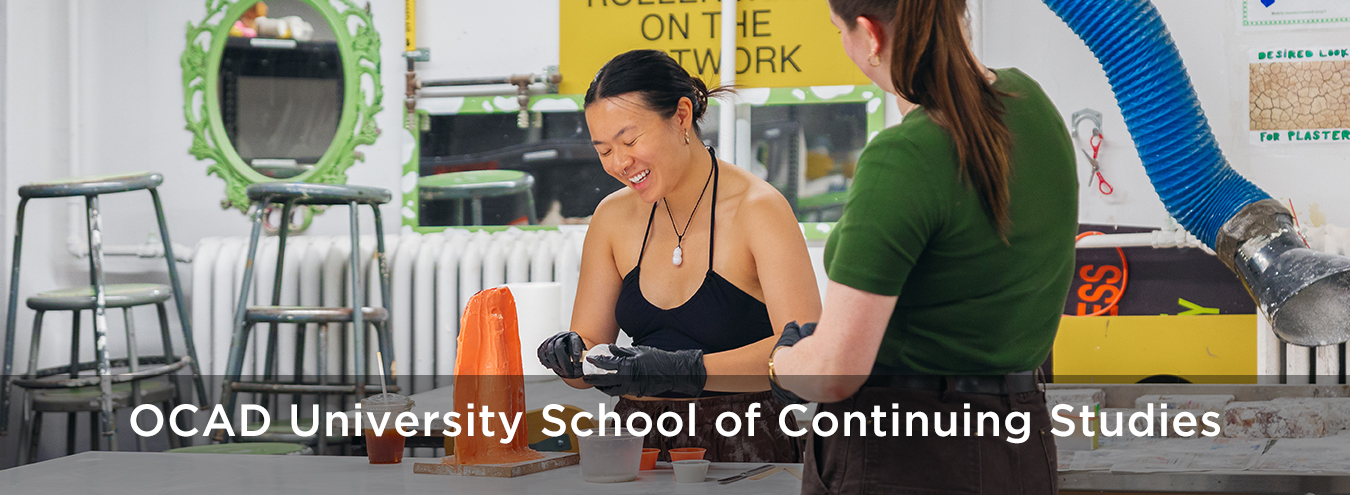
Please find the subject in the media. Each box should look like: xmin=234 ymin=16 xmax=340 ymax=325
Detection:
xmin=663 ymin=154 xmax=716 ymax=267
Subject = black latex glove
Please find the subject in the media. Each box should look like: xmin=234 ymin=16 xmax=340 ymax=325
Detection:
xmin=537 ymin=331 xmax=586 ymax=379
xmin=583 ymin=345 xmax=707 ymax=398
xmin=770 ymin=321 xmax=817 ymax=405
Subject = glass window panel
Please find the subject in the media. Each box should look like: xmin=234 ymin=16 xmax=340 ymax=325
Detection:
xmin=749 ymin=102 xmax=867 ymax=222
xmin=413 ymin=100 xmax=868 ymax=227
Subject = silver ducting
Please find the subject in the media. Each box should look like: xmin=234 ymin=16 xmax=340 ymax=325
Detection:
xmin=1219 ymin=199 xmax=1350 ymax=346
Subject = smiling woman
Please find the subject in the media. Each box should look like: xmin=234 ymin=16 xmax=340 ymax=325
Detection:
xmin=533 ymin=50 xmax=823 ymax=463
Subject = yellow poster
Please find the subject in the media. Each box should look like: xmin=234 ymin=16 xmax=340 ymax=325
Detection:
xmin=559 ymin=0 xmax=869 ymax=94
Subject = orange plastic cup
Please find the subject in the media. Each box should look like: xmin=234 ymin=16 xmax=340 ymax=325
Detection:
xmin=640 ymin=448 xmax=659 ymax=470
xmin=364 ymin=428 xmax=407 ymax=464
xmin=668 ymin=447 xmax=706 ymax=461
xmin=360 ymin=393 xmax=413 ymax=464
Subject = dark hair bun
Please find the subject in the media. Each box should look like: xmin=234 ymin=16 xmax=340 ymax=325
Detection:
xmin=688 ymin=75 xmax=710 ymax=120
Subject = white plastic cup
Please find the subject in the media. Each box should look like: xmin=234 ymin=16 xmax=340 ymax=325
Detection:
xmin=577 ymin=429 xmax=644 ymax=483
xmin=672 ymin=459 xmax=710 ymax=483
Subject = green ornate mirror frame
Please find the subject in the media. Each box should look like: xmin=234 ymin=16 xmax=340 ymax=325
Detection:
xmin=182 ymin=0 xmax=382 ymax=212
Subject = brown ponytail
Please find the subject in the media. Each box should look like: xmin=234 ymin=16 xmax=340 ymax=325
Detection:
xmin=830 ymin=0 xmax=1015 ymax=236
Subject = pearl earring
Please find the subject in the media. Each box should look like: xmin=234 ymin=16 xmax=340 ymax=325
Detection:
xmin=868 ymin=54 xmax=882 ymax=67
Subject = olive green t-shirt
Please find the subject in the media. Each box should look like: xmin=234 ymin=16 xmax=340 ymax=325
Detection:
xmin=823 ymin=68 xmax=1077 ymax=375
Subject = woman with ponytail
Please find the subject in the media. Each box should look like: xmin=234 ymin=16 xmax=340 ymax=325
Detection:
xmin=768 ymin=0 xmax=1075 ymax=491
xmin=535 ymin=50 xmax=820 ymax=462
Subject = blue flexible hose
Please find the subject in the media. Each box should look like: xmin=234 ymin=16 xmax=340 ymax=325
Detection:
xmin=1041 ymin=0 xmax=1270 ymax=248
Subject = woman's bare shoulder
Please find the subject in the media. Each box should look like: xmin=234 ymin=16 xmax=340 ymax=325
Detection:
xmin=590 ymin=187 xmax=646 ymax=234
xmin=720 ymin=162 xmax=796 ymax=222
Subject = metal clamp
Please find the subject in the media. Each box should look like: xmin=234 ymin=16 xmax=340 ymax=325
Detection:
xmin=403 ymin=48 xmax=431 ymax=62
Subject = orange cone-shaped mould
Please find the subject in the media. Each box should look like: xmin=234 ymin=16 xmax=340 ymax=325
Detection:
xmin=449 ymin=287 xmax=544 ymax=465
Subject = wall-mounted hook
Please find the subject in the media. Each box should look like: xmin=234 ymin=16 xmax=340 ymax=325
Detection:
xmin=1071 ymin=108 xmax=1103 ymax=138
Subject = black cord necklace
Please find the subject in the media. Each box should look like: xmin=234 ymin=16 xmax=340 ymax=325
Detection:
xmin=663 ymin=150 xmax=716 ymax=266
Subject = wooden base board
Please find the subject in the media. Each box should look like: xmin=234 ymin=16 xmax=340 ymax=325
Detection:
xmin=413 ymin=452 xmax=578 ymax=478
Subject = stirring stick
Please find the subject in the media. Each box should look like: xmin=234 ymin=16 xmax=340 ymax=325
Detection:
xmin=376 ymin=351 xmax=389 ymax=395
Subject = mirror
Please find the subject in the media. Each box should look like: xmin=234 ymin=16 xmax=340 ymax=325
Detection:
xmin=409 ymin=88 xmax=880 ymax=229
xmin=748 ymin=102 xmax=868 ymax=223
xmin=219 ymin=0 xmax=341 ymax=179
xmin=184 ymin=0 xmax=382 ymax=212
xmin=415 ymin=109 xmax=629 ymax=227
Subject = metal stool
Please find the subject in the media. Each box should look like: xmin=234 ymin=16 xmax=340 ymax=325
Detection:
xmin=2 ymin=172 xmax=207 ymax=458
xmin=219 ymin=183 xmax=395 ymax=455
xmin=15 ymin=284 xmax=188 ymax=463
xmin=419 ymin=170 xmax=537 ymax=226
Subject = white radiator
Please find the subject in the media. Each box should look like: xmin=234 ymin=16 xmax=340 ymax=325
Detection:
xmin=189 ymin=228 xmax=586 ymax=400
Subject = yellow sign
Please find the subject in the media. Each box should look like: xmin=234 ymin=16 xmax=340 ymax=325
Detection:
xmin=559 ymin=0 xmax=869 ymax=94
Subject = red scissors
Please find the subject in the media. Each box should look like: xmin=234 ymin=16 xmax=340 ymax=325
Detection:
xmin=1080 ymin=149 xmax=1113 ymax=195
xmin=1080 ymin=132 xmax=1112 ymax=196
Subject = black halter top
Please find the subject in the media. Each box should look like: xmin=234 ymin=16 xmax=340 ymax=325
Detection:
xmin=612 ymin=147 xmax=774 ymax=396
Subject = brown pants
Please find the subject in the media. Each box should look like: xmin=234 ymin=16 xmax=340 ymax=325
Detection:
xmin=615 ymin=391 xmax=804 ymax=463
xmin=802 ymin=385 xmax=1057 ymax=495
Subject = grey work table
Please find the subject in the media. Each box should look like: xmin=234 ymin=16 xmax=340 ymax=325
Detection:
xmin=0 ymin=451 xmax=803 ymax=494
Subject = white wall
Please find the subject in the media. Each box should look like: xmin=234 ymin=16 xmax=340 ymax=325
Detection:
xmin=413 ymin=0 xmax=560 ymax=81
xmin=982 ymin=0 xmax=1350 ymax=229
xmin=0 ymin=0 xmax=7 ymax=273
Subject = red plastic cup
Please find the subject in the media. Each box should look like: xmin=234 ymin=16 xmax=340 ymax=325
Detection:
xmin=639 ymin=448 xmax=659 ymax=470
xmin=668 ymin=447 xmax=706 ymax=461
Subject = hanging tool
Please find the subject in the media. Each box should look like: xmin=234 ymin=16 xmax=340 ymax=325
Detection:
xmin=1080 ymin=131 xmax=1113 ymax=195
xmin=1071 ymin=108 xmax=1112 ymax=196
